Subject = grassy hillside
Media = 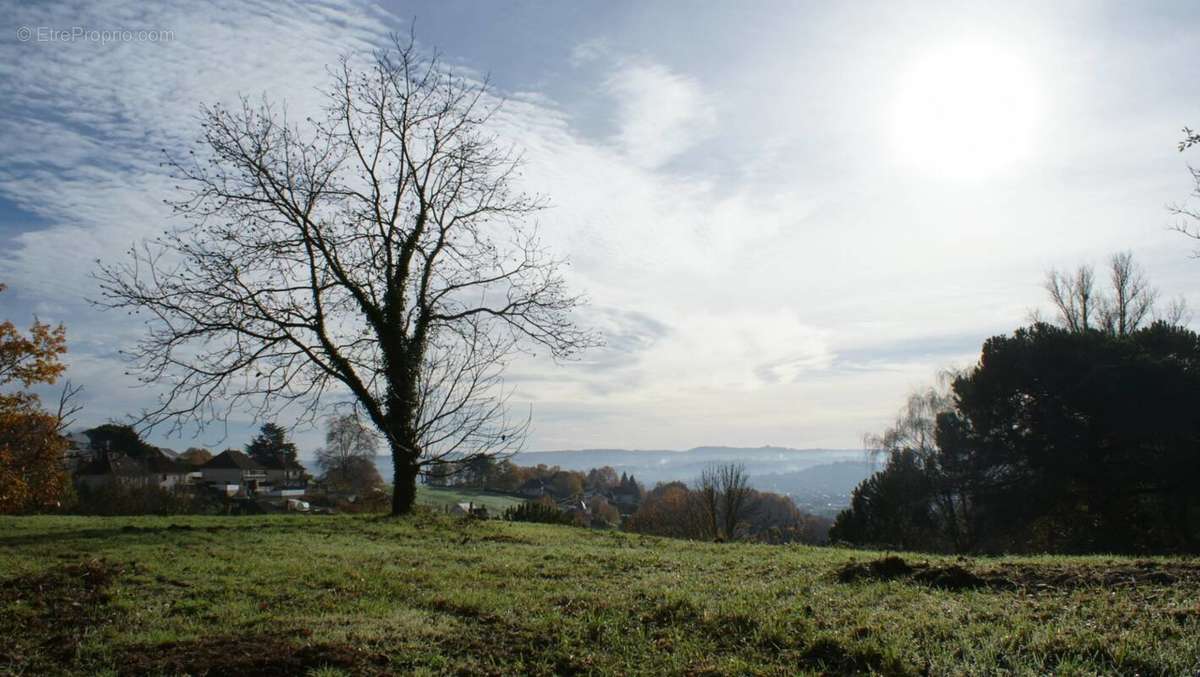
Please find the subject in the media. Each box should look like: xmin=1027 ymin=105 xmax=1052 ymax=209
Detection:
xmin=415 ymin=486 xmax=525 ymax=513
xmin=1 ymin=514 xmax=1197 ymax=676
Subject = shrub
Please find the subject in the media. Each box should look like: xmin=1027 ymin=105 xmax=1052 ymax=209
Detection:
xmin=503 ymin=501 xmax=574 ymax=525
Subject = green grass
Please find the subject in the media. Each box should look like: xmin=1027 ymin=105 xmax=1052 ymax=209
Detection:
xmin=415 ymin=485 xmax=525 ymax=513
xmin=0 ymin=513 xmax=1197 ymax=675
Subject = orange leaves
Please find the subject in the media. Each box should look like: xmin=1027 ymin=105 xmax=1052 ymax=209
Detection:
xmin=0 ymin=283 xmax=71 ymax=513
xmin=0 ymin=407 xmax=68 ymax=514
xmin=0 ymin=284 xmax=68 ymax=390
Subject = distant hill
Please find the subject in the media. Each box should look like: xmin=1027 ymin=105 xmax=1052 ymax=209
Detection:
xmin=752 ymin=461 xmax=878 ymax=516
xmin=508 ymin=447 xmax=872 ymax=517
xmin=510 ymin=446 xmax=864 ymax=485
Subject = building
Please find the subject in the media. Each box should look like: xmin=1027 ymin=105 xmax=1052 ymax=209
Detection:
xmin=198 ymin=449 xmax=308 ymax=497
xmin=451 ymin=502 xmax=489 ymax=518
xmin=518 ymin=477 xmax=547 ymax=498
xmin=198 ymin=449 xmax=268 ymax=495
xmin=260 ymin=456 xmax=307 ymax=489
xmin=63 ymin=432 xmax=98 ymax=473
xmin=75 ymin=449 xmax=190 ymax=491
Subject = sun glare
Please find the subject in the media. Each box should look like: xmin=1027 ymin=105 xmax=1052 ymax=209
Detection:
xmin=893 ymin=41 xmax=1040 ymax=180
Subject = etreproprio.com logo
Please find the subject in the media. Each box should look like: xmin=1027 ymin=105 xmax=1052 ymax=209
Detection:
xmin=16 ymin=26 xmax=174 ymax=44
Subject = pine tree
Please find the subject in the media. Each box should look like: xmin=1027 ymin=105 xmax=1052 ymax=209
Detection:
xmin=245 ymin=423 xmax=298 ymax=467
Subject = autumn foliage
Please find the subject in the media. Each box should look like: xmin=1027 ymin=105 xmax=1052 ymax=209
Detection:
xmin=0 ymin=284 xmax=71 ymax=513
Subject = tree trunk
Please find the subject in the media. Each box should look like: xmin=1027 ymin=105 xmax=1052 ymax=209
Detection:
xmin=391 ymin=450 xmax=419 ymax=516
xmin=384 ymin=339 xmax=423 ymax=516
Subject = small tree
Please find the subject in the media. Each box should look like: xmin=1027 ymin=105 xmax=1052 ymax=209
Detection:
xmin=692 ymin=463 xmax=753 ymax=541
xmin=626 ymin=482 xmax=699 ymax=539
xmin=0 ymin=284 xmax=72 ymax=513
xmin=316 ymin=414 xmax=382 ymax=494
xmin=585 ymin=495 xmax=620 ymax=526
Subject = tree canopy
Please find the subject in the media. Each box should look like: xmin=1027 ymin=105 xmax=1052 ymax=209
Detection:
xmin=0 ymin=284 xmax=72 ymax=513
xmin=245 ymin=422 xmax=299 ymax=467
xmin=835 ymin=322 xmax=1200 ymax=554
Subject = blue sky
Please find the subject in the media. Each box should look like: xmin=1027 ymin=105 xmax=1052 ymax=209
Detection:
xmin=2 ymin=0 xmax=1199 ymax=455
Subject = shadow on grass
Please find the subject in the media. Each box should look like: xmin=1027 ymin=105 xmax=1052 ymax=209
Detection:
xmin=0 ymin=523 xmax=256 ymax=548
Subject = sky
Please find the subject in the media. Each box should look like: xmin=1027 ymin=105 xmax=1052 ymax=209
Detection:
xmin=2 ymin=0 xmax=1199 ymax=455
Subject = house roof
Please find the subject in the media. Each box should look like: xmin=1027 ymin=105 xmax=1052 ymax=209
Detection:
xmin=77 ymin=453 xmax=142 ymax=477
xmin=201 ymin=449 xmax=266 ymax=471
xmin=142 ymin=450 xmax=188 ymax=474
xmin=76 ymin=449 xmax=187 ymax=477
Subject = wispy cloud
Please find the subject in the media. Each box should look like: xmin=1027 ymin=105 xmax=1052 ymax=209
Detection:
xmin=606 ymin=61 xmax=716 ymax=169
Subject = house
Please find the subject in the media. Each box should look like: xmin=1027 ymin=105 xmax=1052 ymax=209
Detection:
xmin=63 ymin=432 xmax=98 ymax=473
xmin=518 ymin=477 xmax=547 ymax=498
xmin=259 ymin=456 xmax=307 ymax=490
xmin=198 ymin=449 xmax=268 ymax=495
xmin=558 ymin=498 xmax=588 ymax=514
xmin=609 ymin=482 xmax=642 ymax=510
xmin=75 ymin=449 xmax=190 ymax=491
xmin=450 ymin=502 xmax=489 ymax=518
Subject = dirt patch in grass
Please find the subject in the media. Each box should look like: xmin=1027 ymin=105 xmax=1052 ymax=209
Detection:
xmin=837 ymin=556 xmax=1200 ymax=591
xmin=114 ymin=633 xmax=392 ymax=676
xmin=0 ymin=558 xmax=126 ymax=669
xmin=836 ymin=555 xmax=915 ymax=583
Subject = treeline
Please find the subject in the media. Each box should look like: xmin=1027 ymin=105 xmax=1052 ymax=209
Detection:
xmin=626 ymin=464 xmax=833 ymax=544
xmin=442 ymin=456 xmax=832 ymax=544
xmin=429 ymin=457 xmax=643 ymax=499
xmin=833 ymin=254 xmax=1200 ymax=554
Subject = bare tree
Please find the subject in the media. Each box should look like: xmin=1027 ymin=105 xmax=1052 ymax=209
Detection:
xmin=1044 ymin=264 xmax=1098 ymax=333
xmin=693 ymin=467 xmax=720 ymax=540
xmin=317 ymin=413 xmax=378 ymax=469
xmin=692 ymin=462 xmax=753 ymax=541
xmin=1172 ymin=128 xmax=1200 ymax=261
xmin=862 ymin=374 xmax=965 ymax=550
xmin=716 ymin=462 xmax=753 ymax=541
xmin=862 ymin=370 xmax=956 ymax=469
xmin=1160 ymin=296 xmax=1192 ymax=326
xmin=316 ymin=413 xmax=382 ymax=494
xmin=53 ymin=380 xmax=83 ymax=434
xmin=1043 ymin=252 xmax=1182 ymax=336
xmin=96 ymin=35 xmax=597 ymax=514
xmin=1098 ymin=251 xmax=1156 ymax=336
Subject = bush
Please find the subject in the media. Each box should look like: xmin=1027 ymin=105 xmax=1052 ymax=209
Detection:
xmin=72 ymin=482 xmax=220 ymax=515
xmin=503 ymin=501 xmax=574 ymax=525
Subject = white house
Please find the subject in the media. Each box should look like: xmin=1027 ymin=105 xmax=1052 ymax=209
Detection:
xmin=198 ymin=449 xmax=268 ymax=495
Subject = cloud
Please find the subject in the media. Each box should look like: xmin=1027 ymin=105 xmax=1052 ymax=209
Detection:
xmin=605 ymin=61 xmax=716 ymax=169
xmin=3 ymin=1 xmax=1196 ymax=454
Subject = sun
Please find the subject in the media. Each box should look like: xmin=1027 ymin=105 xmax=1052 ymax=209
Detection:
xmin=892 ymin=41 xmax=1040 ymax=180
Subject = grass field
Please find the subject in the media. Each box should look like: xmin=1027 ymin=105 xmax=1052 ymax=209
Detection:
xmin=1 ymin=513 xmax=1198 ymax=676
xmin=415 ymin=486 xmax=525 ymax=513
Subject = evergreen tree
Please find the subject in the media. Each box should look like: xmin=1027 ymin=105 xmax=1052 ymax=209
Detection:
xmin=245 ymin=422 xmax=298 ymax=467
